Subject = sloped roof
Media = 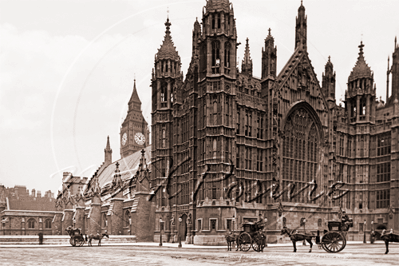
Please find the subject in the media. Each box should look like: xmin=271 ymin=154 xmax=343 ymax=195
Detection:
xmin=156 ymin=18 xmax=180 ymax=62
xmin=97 ymin=146 xmax=151 ymax=189
xmin=348 ymin=41 xmax=372 ymax=82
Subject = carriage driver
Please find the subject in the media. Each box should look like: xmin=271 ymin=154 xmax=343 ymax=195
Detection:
xmin=341 ymin=210 xmax=350 ymax=223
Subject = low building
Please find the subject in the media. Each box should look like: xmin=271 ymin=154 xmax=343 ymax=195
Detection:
xmin=0 ymin=185 xmax=57 ymax=235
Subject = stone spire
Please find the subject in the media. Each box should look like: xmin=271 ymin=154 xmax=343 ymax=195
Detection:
xmin=295 ymin=0 xmax=307 ymax=50
xmin=241 ymin=38 xmax=253 ymax=76
xmin=104 ymin=136 xmax=112 ymax=166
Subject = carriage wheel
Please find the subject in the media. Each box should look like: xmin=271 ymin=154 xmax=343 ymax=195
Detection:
xmin=321 ymin=232 xmax=346 ymax=253
xmin=238 ymin=232 xmax=252 ymax=252
xmin=69 ymin=238 xmax=76 ymax=247
xmin=252 ymin=232 xmax=266 ymax=252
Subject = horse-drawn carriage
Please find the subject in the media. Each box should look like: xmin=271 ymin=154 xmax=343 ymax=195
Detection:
xmin=281 ymin=218 xmax=353 ymax=253
xmin=317 ymin=219 xmax=353 ymax=253
xmin=235 ymin=220 xmax=267 ymax=252
xmin=66 ymin=227 xmax=86 ymax=247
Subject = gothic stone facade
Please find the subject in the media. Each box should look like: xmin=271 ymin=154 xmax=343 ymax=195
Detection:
xmin=56 ymin=1 xmax=398 ymax=245
xmin=150 ymin=0 xmax=399 ymax=244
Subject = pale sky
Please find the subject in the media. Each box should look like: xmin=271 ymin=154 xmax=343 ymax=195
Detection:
xmin=1 ymin=0 xmax=398 ymax=195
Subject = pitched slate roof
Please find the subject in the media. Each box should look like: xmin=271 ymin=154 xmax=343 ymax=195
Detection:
xmin=97 ymin=145 xmax=151 ymax=189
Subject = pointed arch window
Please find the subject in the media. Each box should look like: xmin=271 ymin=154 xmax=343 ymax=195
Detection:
xmin=213 ymin=101 xmax=218 ymax=125
xmin=212 ymin=41 xmax=220 ymax=74
xmin=213 ymin=138 xmax=217 ymax=159
xmin=161 ymin=84 xmax=167 ymax=107
xmin=282 ymin=107 xmax=319 ymax=203
xmin=236 ymin=109 xmax=240 ymax=134
xmin=224 ymin=42 xmax=231 ymax=74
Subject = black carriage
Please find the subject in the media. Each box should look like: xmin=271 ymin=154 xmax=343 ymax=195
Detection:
xmin=66 ymin=227 xmax=86 ymax=247
xmin=237 ymin=221 xmax=267 ymax=252
xmin=318 ymin=219 xmax=353 ymax=253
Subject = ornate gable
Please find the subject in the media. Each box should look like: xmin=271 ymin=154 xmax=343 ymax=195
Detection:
xmin=275 ymin=50 xmax=329 ymax=121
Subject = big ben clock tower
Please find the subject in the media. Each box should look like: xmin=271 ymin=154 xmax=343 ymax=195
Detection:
xmin=120 ymin=79 xmax=149 ymax=158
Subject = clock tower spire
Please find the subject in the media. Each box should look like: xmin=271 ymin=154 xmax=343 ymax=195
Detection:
xmin=120 ymin=79 xmax=149 ymax=158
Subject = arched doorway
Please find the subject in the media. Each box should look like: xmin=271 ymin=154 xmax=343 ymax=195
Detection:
xmin=179 ymin=214 xmax=187 ymax=241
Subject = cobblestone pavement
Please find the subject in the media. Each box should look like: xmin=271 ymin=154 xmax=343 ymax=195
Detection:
xmin=0 ymin=243 xmax=398 ymax=265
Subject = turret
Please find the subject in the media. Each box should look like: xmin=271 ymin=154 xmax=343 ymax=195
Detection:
xmin=261 ymin=28 xmax=277 ymax=97
xmin=192 ymin=17 xmax=201 ymax=58
xmin=344 ymin=41 xmax=376 ymax=123
xmin=198 ymin=0 xmax=237 ymax=79
xmin=387 ymin=36 xmax=399 ymax=105
xmin=322 ymin=56 xmax=336 ymax=106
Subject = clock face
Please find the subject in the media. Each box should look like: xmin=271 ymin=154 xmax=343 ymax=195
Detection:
xmin=134 ymin=132 xmax=145 ymax=145
xmin=122 ymin=133 xmax=127 ymax=146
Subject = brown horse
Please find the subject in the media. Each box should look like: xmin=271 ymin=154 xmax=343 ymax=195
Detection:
xmin=88 ymin=231 xmax=109 ymax=246
xmin=380 ymin=229 xmax=399 ymax=254
xmin=225 ymin=231 xmax=239 ymax=251
xmin=281 ymin=227 xmax=314 ymax=253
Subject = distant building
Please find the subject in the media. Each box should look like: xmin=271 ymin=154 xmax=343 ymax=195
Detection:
xmin=56 ymin=0 xmax=398 ymax=244
xmin=0 ymin=185 xmax=56 ymax=235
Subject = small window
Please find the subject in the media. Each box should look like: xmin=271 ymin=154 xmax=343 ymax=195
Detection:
xmin=198 ymin=219 xmax=202 ymax=231
xmin=124 ymin=210 xmax=130 ymax=227
xmin=211 ymin=219 xmax=217 ymax=230
xmin=227 ymin=219 xmax=232 ymax=231
xmin=318 ymin=218 xmax=322 ymax=227
xmin=102 ymin=213 xmax=107 ymax=227
xmin=28 ymin=219 xmax=35 ymax=229
xmin=45 ymin=219 xmax=52 ymax=229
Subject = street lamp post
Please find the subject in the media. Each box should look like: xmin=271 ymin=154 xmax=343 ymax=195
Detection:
xmin=159 ymin=218 xmax=163 ymax=247
xmin=178 ymin=217 xmax=182 ymax=248
xmin=363 ymin=221 xmax=367 ymax=243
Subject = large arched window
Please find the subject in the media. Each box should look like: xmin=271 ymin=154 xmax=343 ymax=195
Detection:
xmin=282 ymin=106 xmax=320 ymax=203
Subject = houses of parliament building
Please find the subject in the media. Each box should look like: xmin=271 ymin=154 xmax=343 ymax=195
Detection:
xmin=55 ymin=0 xmax=398 ymax=244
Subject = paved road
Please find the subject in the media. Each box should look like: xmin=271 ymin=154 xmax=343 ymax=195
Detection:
xmin=1 ymin=243 xmax=398 ymax=265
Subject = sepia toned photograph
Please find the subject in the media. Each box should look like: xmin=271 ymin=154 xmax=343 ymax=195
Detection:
xmin=1 ymin=0 xmax=398 ymax=265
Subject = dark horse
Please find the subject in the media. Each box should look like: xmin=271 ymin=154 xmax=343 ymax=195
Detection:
xmin=88 ymin=231 xmax=109 ymax=246
xmin=380 ymin=229 xmax=399 ymax=254
xmin=281 ymin=227 xmax=314 ymax=253
xmin=225 ymin=231 xmax=239 ymax=251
